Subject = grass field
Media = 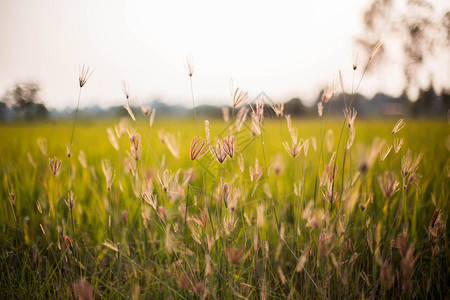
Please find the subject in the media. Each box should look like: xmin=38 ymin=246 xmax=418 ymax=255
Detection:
xmin=0 ymin=114 xmax=449 ymax=299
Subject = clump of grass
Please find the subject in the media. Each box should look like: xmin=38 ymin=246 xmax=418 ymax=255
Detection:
xmin=0 ymin=42 xmax=448 ymax=299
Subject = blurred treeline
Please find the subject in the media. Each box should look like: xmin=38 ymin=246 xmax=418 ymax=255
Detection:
xmin=0 ymin=81 xmax=448 ymax=122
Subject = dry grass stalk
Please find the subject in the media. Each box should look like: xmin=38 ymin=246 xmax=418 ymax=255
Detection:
xmin=378 ymin=171 xmax=399 ymax=197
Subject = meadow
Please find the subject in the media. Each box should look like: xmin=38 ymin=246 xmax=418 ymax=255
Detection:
xmin=0 ymin=111 xmax=448 ymax=298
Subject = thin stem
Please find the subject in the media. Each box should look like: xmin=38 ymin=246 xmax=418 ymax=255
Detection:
xmin=189 ymin=76 xmax=199 ymax=136
xmin=69 ymin=87 xmax=82 ymax=157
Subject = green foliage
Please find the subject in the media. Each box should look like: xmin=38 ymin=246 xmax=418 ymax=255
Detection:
xmin=0 ymin=116 xmax=448 ymax=299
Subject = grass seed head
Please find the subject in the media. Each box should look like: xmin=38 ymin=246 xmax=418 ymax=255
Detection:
xmin=189 ymin=137 xmax=208 ymax=161
xmin=232 ymin=87 xmax=248 ymax=107
xmin=49 ymin=157 xmax=62 ymax=176
xmin=79 ymin=64 xmax=93 ymax=88
xmin=64 ymin=235 xmax=73 ymax=253
xmin=391 ymin=118 xmax=406 ymax=134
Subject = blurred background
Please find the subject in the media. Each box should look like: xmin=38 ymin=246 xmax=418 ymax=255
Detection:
xmin=0 ymin=0 xmax=449 ymax=121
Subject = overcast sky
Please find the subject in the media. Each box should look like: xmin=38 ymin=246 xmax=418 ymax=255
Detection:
xmin=0 ymin=0 xmax=449 ymax=109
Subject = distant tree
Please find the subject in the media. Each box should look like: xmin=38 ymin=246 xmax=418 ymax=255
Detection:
xmin=356 ymin=0 xmax=450 ymax=99
xmin=1 ymin=82 xmax=48 ymax=120
xmin=410 ymin=84 xmax=437 ymax=116
xmin=0 ymin=101 xmax=8 ymax=121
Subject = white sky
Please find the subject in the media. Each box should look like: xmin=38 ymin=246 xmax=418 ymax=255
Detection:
xmin=0 ymin=0 xmax=449 ymax=109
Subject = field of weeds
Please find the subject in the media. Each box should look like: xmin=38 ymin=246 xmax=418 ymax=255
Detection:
xmin=0 ymin=112 xmax=448 ymax=298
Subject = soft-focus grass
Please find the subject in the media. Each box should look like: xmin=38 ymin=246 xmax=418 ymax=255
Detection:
xmin=0 ymin=116 xmax=448 ymax=299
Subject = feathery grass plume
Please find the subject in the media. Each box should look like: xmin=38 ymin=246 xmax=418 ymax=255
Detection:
xmin=378 ymin=171 xmax=399 ymax=197
xmin=232 ymin=87 xmax=248 ymax=107
xmin=295 ymin=249 xmax=309 ymax=272
xmin=188 ymin=208 xmax=208 ymax=228
xmin=326 ymin=129 xmax=334 ymax=152
xmin=249 ymin=158 xmax=263 ymax=182
xmin=227 ymin=188 xmax=239 ymax=211
xmin=160 ymin=131 xmax=180 ymax=159
xmin=317 ymin=102 xmax=324 ymax=117
xmin=221 ymin=107 xmax=230 ymax=122
xmin=121 ymin=210 xmax=127 ymax=226
xmin=346 ymin=126 xmax=356 ymax=149
xmin=222 ymin=135 xmax=235 ymax=158
xmin=122 ymin=80 xmax=130 ymax=100
xmin=321 ymin=82 xmax=338 ymax=103
xmin=158 ymin=169 xmax=173 ymax=192
xmin=158 ymin=206 xmax=167 ymax=222
xmin=68 ymin=64 xmax=93 ymax=158
xmin=79 ymin=64 xmax=94 ymax=88
xmin=272 ymin=154 xmax=284 ymax=176
xmin=256 ymin=203 xmax=265 ymax=228
xmin=352 ymin=51 xmax=360 ymax=70
xmin=369 ymin=41 xmax=383 ymax=60
xmin=359 ymin=137 xmax=385 ymax=173
xmin=65 ymin=143 xmax=71 ymax=158
xmin=123 ymin=104 xmax=136 ymax=121
xmin=107 ymin=128 xmax=119 ymax=151
xmin=401 ymin=150 xmax=422 ymax=189
xmin=270 ymin=101 xmax=284 ymax=117
xmin=238 ymin=153 xmax=245 ymax=173
xmin=380 ymin=143 xmax=392 ymax=161
xmin=177 ymin=271 xmax=189 ymax=290
xmin=210 ymin=139 xmax=227 ymax=164
xmin=223 ymin=182 xmax=230 ymax=202
xmin=225 ymin=246 xmax=248 ymax=265
xmin=49 ymin=157 xmax=62 ymax=175
xmin=285 ymin=114 xmax=293 ymax=132
xmin=302 ymin=138 xmax=310 ymax=156
xmin=72 ymin=278 xmax=94 ymax=300
xmin=401 ymin=246 xmax=417 ymax=295
xmin=78 ymin=150 xmax=87 ymax=169
xmin=65 ymin=190 xmax=75 ymax=209
xmin=359 ymin=192 xmax=373 ymax=211
xmin=283 ymin=136 xmax=301 ymax=158
xmin=140 ymin=104 xmax=150 ymax=115
xmin=128 ymin=131 xmax=142 ymax=161
xmin=311 ymin=136 xmax=317 ymax=151
xmin=321 ymin=176 xmax=334 ymax=204
xmin=391 ymin=118 xmax=406 ymax=134
xmin=27 ymin=152 xmax=36 ymax=168
xmin=64 ymin=235 xmax=73 ymax=253
xmin=224 ymin=213 xmax=238 ymax=235
xmin=426 ymin=209 xmax=445 ymax=245
xmin=250 ymin=101 xmax=264 ymax=136
xmin=235 ymin=106 xmax=250 ymax=132
xmin=391 ymin=232 xmax=416 ymax=295
xmin=379 ymin=260 xmax=395 ymax=290
xmin=344 ymin=108 xmax=357 ymax=128
xmin=318 ymin=229 xmax=334 ymax=257
xmin=37 ymin=137 xmax=47 ymax=156
xmin=101 ymin=159 xmax=114 ymax=190
xmin=149 ymin=108 xmax=156 ymax=127
xmin=143 ymin=192 xmax=157 ymax=211
xmin=185 ymin=55 xmax=195 ymax=77
xmin=394 ymin=137 xmax=404 ymax=153
xmin=189 ymin=137 xmax=209 ymax=161
xmin=204 ymin=120 xmax=210 ymax=144
xmin=102 ymin=240 xmax=119 ymax=252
